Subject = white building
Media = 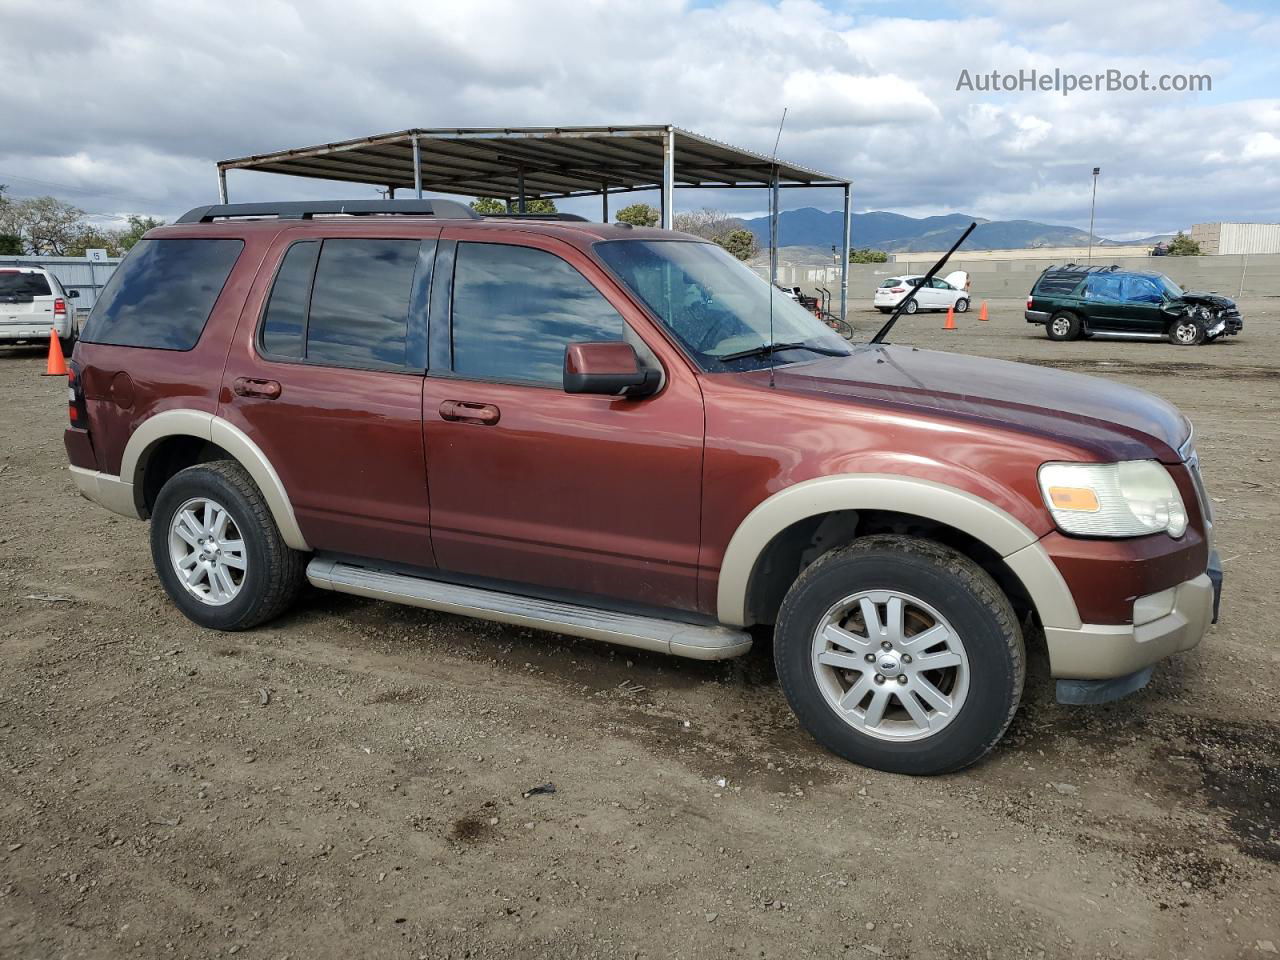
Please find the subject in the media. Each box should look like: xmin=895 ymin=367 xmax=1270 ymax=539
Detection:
xmin=1190 ymin=222 xmax=1280 ymax=255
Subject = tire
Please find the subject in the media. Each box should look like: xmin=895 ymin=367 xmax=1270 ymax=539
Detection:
xmin=150 ymin=460 xmax=307 ymax=631
xmin=1170 ymin=316 xmax=1206 ymax=346
xmin=903 ymin=298 xmax=918 ymax=315
xmin=774 ymin=535 xmax=1025 ymax=776
xmin=954 ymin=298 xmax=969 ymax=314
xmin=1046 ymin=311 xmax=1081 ymax=341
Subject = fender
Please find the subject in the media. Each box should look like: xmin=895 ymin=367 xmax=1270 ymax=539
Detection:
xmin=120 ymin=409 xmax=310 ymax=551
xmin=715 ymin=474 xmax=1082 ymax=631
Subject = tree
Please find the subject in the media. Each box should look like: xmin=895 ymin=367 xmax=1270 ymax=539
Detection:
xmin=0 ymin=195 xmax=86 ymax=255
xmin=0 ymin=184 xmax=20 ymax=254
xmin=616 ymin=203 xmax=659 ymax=227
xmin=848 ymin=247 xmax=888 ymax=263
xmin=470 ymin=197 xmax=558 ymax=214
xmin=718 ymin=229 xmax=758 ymax=261
xmin=1166 ymin=231 xmax=1201 ymax=256
xmin=120 ymin=215 xmax=164 ymax=251
xmin=66 ymin=226 xmax=125 ymax=258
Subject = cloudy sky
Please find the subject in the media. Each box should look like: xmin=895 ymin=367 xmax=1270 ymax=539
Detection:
xmin=2 ymin=0 xmax=1278 ymax=239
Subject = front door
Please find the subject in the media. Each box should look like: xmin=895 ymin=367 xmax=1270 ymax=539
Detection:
xmin=1115 ymin=274 xmax=1167 ymax=332
xmin=420 ymin=229 xmax=705 ymax=612
xmin=220 ymin=228 xmax=437 ymax=567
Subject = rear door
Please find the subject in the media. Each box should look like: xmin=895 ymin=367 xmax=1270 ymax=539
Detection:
xmin=1081 ymin=273 xmax=1125 ymax=328
xmin=0 ymin=269 xmax=56 ymax=336
xmin=220 ymin=228 xmax=437 ymax=567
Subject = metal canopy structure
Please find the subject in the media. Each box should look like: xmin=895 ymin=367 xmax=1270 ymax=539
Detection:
xmin=217 ymin=125 xmax=852 ymax=318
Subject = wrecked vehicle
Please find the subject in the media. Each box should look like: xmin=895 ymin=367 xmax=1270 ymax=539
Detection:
xmin=1026 ymin=264 xmax=1243 ymax=345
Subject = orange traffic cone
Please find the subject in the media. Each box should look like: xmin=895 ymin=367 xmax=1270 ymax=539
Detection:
xmin=943 ymin=305 xmax=957 ymax=330
xmin=41 ymin=328 xmax=67 ymax=377
xmin=979 ymin=300 xmax=989 ymax=322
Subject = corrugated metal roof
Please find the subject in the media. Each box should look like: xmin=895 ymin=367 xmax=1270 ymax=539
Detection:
xmin=218 ymin=126 xmax=849 ymax=199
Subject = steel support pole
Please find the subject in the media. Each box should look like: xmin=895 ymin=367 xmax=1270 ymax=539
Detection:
xmin=411 ymin=135 xmax=423 ymax=199
xmin=217 ymin=167 xmax=228 ymax=204
xmin=840 ymin=183 xmax=851 ymax=321
xmin=517 ymin=166 xmax=526 ymax=213
xmin=661 ymin=127 xmax=675 ymax=229
xmin=769 ymin=173 xmax=778 ymax=286
xmin=601 ymin=183 xmax=609 ymax=223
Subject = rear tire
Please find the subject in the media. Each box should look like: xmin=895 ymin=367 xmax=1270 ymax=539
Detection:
xmin=774 ymin=536 xmax=1025 ymax=776
xmin=150 ymin=460 xmax=306 ymax=631
xmin=1046 ymin=311 xmax=1081 ymax=341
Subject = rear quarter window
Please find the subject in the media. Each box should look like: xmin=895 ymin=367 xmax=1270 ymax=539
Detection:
xmin=80 ymin=238 xmax=243 ymax=350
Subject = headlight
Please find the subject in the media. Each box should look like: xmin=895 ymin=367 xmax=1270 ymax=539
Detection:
xmin=1038 ymin=461 xmax=1187 ymax=538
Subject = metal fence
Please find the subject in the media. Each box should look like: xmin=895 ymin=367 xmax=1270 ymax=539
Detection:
xmin=0 ymin=254 xmax=122 ymax=313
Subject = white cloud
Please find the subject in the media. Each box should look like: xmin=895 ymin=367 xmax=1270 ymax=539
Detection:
xmin=0 ymin=0 xmax=1277 ymax=237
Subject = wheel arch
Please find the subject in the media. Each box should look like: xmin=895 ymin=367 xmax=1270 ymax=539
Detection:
xmin=122 ymin=409 xmax=310 ymax=551
xmin=716 ymin=475 xmax=1081 ymax=632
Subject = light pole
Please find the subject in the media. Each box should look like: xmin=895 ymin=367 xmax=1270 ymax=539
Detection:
xmin=1087 ymin=166 xmax=1100 ymax=263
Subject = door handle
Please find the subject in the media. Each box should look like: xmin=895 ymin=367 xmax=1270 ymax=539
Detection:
xmin=233 ymin=377 xmax=282 ymax=400
xmin=439 ymin=400 xmax=500 ymax=425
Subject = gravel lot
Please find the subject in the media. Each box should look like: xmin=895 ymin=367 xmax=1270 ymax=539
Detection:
xmin=1 ymin=298 xmax=1277 ymax=959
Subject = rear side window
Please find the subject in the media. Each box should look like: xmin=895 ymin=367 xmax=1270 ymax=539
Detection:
xmin=0 ymin=271 xmax=52 ymax=300
xmin=450 ymin=242 xmax=628 ymax=385
xmin=878 ymin=278 xmax=902 ymax=289
xmin=1084 ymin=274 xmax=1123 ymax=300
xmin=259 ymin=238 xmax=421 ymax=370
xmin=81 ymin=238 xmax=243 ymax=350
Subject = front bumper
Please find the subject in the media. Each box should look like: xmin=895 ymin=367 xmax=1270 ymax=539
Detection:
xmin=1044 ymin=565 xmax=1216 ymax=681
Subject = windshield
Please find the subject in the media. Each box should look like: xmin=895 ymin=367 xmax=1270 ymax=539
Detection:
xmin=594 ymin=239 xmax=852 ymax=372
xmin=1156 ymin=274 xmax=1184 ymax=298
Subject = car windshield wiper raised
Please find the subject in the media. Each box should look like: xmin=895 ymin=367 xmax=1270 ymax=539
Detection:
xmin=716 ymin=340 xmax=849 ymax=363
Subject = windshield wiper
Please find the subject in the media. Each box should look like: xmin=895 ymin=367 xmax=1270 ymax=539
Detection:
xmin=717 ymin=340 xmax=848 ymax=363
xmin=870 ymin=221 xmax=977 ymax=345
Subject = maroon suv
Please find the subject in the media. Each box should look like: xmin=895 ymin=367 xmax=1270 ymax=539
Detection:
xmin=64 ymin=199 xmax=1222 ymax=775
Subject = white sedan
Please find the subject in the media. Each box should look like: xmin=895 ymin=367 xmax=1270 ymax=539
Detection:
xmin=873 ymin=271 xmax=970 ymax=314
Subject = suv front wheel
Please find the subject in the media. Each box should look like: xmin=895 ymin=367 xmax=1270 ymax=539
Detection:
xmin=774 ymin=535 xmax=1025 ymax=775
xmin=1170 ymin=316 xmax=1206 ymax=346
xmin=150 ymin=460 xmax=307 ymax=631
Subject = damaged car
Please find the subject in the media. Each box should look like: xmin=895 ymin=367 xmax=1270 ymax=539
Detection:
xmin=1025 ymin=264 xmax=1243 ymax=345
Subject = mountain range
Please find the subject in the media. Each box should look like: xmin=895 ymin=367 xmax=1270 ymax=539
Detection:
xmin=741 ymin=208 xmax=1167 ymax=252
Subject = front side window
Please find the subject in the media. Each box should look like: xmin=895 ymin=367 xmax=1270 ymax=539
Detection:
xmin=1121 ymin=276 xmax=1163 ymax=304
xmin=595 ymin=239 xmax=851 ymax=372
xmin=258 ymin=238 xmax=421 ymax=370
xmin=81 ymin=238 xmax=243 ymax=350
xmin=450 ymin=242 xmax=631 ymax=385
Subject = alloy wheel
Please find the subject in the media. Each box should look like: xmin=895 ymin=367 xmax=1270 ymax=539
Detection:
xmin=168 ymin=497 xmax=248 ymax=606
xmin=810 ymin=590 xmax=970 ymax=741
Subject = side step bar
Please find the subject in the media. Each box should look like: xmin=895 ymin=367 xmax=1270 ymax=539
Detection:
xmin=307 ymin=558 xmax=752 ymax=661
xmin=1085 ymin=330 xmax=1166 ymax=340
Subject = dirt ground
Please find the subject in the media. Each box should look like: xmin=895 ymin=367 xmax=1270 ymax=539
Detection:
xmin=1 ymin=298 xmax=1277 ymax=960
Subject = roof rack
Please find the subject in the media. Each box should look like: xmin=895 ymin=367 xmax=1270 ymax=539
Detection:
xmin=1053 ymin=263 xmax=1121 ymax=273
xmin=480 ymin=212 xmax=589 ymax=222
xmin=176 ymin=199 xmax=480 ymax=224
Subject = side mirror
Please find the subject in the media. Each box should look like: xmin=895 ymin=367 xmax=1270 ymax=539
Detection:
xmin=563 ymin=342 xmax=660 ymax=398
xmin=66 ymin=289 xmax=80 ymax=299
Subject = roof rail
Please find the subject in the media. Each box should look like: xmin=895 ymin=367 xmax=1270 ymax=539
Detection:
xmin=1052 ymin=263 xmax=1121 ymax=274
xmin=479 ymin=212 xmax=590 ymax=222
xmin=176 ymin=199 xmax=480 ymax=224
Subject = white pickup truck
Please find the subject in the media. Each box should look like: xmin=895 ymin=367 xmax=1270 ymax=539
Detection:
xmin=0 ymin=266 xmax=79 ymax=349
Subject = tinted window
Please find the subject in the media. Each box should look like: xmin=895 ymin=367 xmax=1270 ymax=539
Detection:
xmin=306 ymin=239 xmax=420 ymax=369
xmin=81 ymin=238 xmax=242 ymax=350
xmin=451 ymin=242 xmax=628 ymax=384
xmin=878 ymin=278 xmax=903 ymax=289
xmin=260 ymin=241 xmax=319 ymax=358
xmin=0 ymin=272 xmax=52 ymax=300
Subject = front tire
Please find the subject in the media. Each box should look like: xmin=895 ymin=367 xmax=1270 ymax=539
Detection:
xmin=774 ymin=536 xmax=1025 ymax=776
xmin=1170 ymin=316 xmax=1206 ymax=346
xmin=903 ymin=298 xmax=919 ymax=315
xmin=150 ymin=460 xmax=306 ymax=631
xmin=954 ymin=298 xmax=969 ymax=313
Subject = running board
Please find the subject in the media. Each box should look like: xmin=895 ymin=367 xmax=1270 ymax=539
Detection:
xmin=1086 ymin=330 xmax=1167 ymax=340
xmin=307 ymin=558 xmax=752 ymax=661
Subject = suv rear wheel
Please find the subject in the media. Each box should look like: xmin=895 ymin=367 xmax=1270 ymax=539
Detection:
xmin=1046 ymin=311 xmax=1081 ymax=341
xmin=150 ymin=460 xmax=306 ymax=631
xmin=774 ymin=535 xmax=1025 ymax=775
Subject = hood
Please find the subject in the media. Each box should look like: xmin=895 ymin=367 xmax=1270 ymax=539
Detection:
xmin=1178 ymin=290 xmax=1236 ymax=309
xmin=764 ymin=345 xmax=1190 ymax=462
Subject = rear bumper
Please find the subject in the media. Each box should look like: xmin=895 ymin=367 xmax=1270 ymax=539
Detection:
xmin=68 ymin=465 xmax=140 ymax=519
xmin=1024 ymin=309 xmax=1050 ymax=324
xmin=1044 ymin=569 xmax=1215 ymax=680
xmin=0 ymin=319 xmax=73 ymax=343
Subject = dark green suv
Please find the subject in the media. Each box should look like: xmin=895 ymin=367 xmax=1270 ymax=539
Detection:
xmin=1025 ymin=264 xmax=1244 ymax=345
